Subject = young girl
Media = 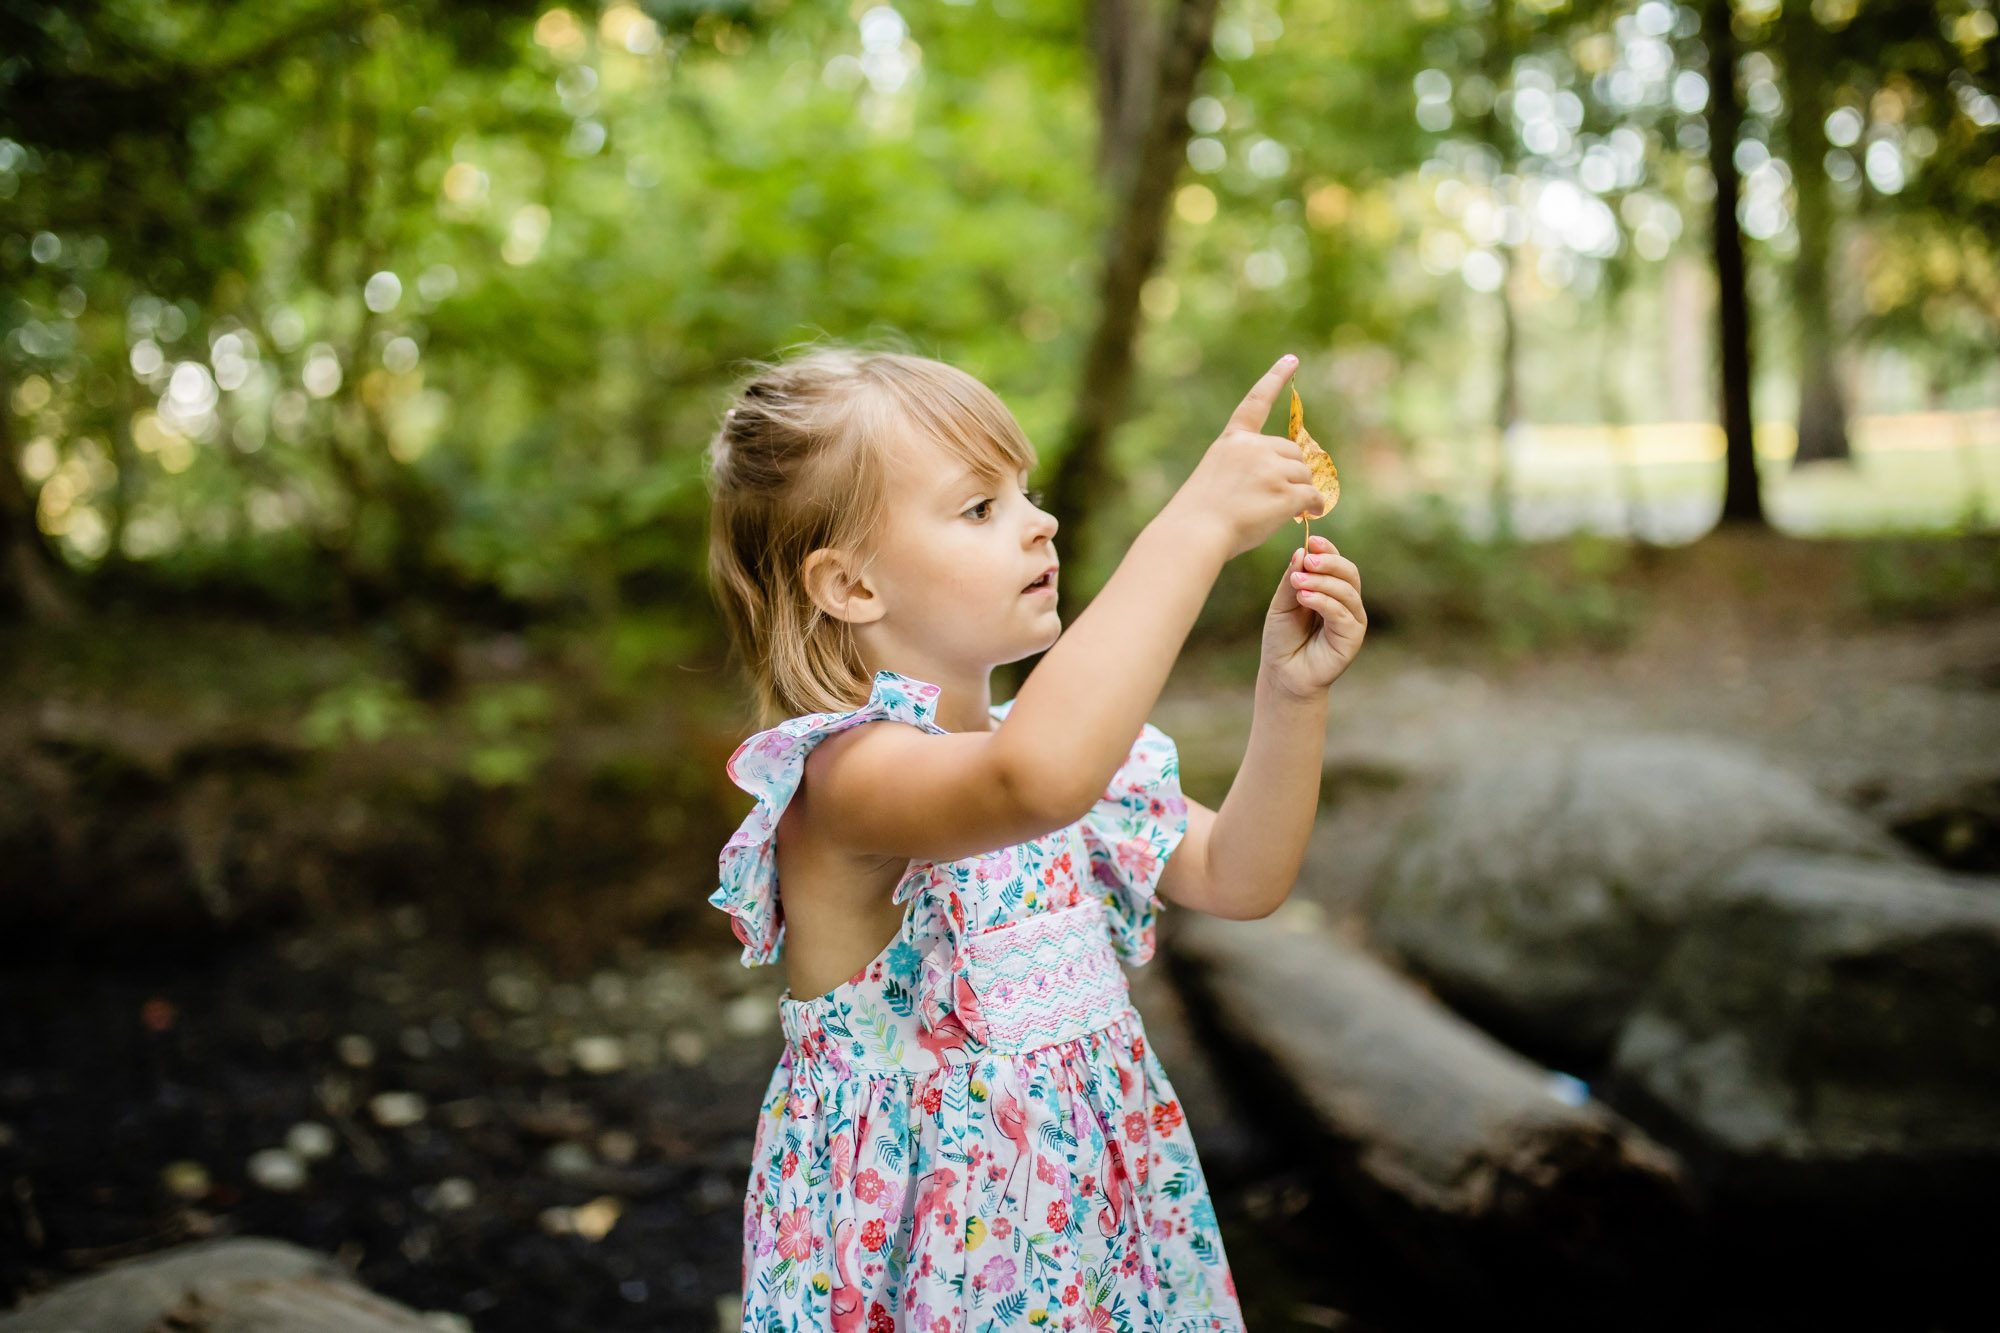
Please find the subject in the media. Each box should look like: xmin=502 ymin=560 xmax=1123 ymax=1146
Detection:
xmin=707 ymin=346 xmax=1365 ymax=1333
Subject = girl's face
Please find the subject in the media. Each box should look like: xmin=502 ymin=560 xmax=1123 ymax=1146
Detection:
xmin=859 ymin=428 xmax=1061 ymax=673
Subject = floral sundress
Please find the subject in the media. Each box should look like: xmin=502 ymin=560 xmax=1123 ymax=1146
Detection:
xmin=712 ymin=670 xmax=1243 ymax=1333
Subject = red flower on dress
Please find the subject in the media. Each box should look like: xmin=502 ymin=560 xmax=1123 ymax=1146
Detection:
xmin=1046 ymin=1199 xmax=1069 ymax=1231
xmin=781 ymin=1151 xmax=798 ymax=1179
xmin=869 ymin=1303 xmax=894 ymax=1333
xmin=990 ymin=1216 xmax=1012 ymax=1239
xmin=1123 ymin=1111 xmax=1146 ymax=1143
xmin=1062 ymin=1285 xmax=1080 ymax=1307
xmin=921 ymin=1086 xmax=943 ymax=1116
xmin=861 ymin=1218 xmax=887 ymax=1252
xmin=1114 ymin=837 xmax=1157 ymax=880
xmin=854 ymin=1168 xmax=884 ymax=1203
xmin=1150 ymin=1100 xmax=1184 ymax=1136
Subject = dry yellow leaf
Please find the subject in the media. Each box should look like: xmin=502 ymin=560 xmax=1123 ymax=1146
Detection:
xmin=1289 ymin=386 xmax=1339 ymax=523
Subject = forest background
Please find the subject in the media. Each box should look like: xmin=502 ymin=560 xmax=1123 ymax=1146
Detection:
xmin=2 ymin=0 xmax=1998 ymax=946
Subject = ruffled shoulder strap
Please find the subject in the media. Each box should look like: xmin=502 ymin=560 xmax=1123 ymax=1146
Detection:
xmin=712 ymin=671 xmax=945 ymax=965
xmin=989 ymin=701 xmax=1188 ymax=965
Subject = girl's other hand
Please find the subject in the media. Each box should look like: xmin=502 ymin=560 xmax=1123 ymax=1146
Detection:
xmin=1263 ymin=534 xmax=1366 ymax=697
xmin=1160 ymin=355 xmax=1329 ymax=559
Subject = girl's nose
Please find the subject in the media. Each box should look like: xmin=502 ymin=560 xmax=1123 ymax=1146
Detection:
xmin=1026 ymin=500 xmax=1058 ymax=542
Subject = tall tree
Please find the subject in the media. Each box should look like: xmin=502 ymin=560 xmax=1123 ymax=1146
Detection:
xmin=1708 ymin=0 xmax=1766 ymax=525
xmin=1046 ymin=0 xmax=1221 ymax=612
xmin=1783 ymin=0 xmax=1851 ymax=465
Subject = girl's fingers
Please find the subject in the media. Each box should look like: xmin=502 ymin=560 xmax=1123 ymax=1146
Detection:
xmin=1227 ymin=355 xmax=1298 ymax=432
xmin=1301 ymin=548 xmax=1360 ymax=588
xmin=1291 ymin=570 xmax=1366 ymax=622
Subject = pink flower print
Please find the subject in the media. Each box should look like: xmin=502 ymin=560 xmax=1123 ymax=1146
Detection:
xmin=980 ymin=1254 xmax=1018 ymax=1294
xmin=1123 ymin=1111 xmax=1146 ymax=1144
xmin=1085 ymin=1306 xmax=1116 ymax=1332
xmin=1150 ymin=1100 xmax=1184 ymax=1136
xmin=1114 ymin=837 xmax=1157 ymax=881
xmin=1046 ymin=1199 xmax=1069 ymax=1231
xmin=1035 ymin=1156 xmax=1063 ymax=1186
xmin=781 ymin=1151 xmax=797 ymax=1179
xmin=854 ymin=1168 xmax=884 ymax=1203
xmin=775 ymin=1207 xmax=813 ymax=1263
xmin=990 ymin=1215 xmax=1012 ymax=1240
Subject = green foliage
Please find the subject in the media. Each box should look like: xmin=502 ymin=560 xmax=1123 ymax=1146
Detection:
xmin=301 ymin=673 xmax=430 ymax=746
xmin=1 ymin=0 xmax=1993 ymax=667
xmin=1859 ymin=534 xmax=2000 ymax=620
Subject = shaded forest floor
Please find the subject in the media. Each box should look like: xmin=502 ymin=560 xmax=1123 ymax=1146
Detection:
xmin=4 ymin=528 xmax=1999 ymax=1331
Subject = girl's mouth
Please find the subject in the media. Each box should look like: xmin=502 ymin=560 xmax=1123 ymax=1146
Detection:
xmin=1023 ymin=568 xmax=1057 ymax=595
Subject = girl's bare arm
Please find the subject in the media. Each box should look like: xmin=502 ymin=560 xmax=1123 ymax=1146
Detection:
xmin=808 ymin=356 xmax=1326 ymax=864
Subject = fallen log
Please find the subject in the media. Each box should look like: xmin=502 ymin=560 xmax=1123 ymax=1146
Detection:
xmin=1170 ymin=908 xmax=1692 ymax=1313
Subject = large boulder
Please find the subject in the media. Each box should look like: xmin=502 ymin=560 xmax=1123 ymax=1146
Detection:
xmin=1370 ymin=737 xmax=1900 ymax=1058
xmin=1611 ymin=850 xmax=2000 ymax=1167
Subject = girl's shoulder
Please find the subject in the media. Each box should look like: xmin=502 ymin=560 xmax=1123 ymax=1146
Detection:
xmin=712 ymin=671 xmax=946 ymax=965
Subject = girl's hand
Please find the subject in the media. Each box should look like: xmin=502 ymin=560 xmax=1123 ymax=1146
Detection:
xmin=1262 ymin=534 xmax=1365 ymax=697
xmin=1159 ymin=355 xmax=1330 ymax=560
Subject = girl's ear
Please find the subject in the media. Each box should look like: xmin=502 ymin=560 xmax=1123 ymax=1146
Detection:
xmin=802 ymin=547 xmax=885 ymax=625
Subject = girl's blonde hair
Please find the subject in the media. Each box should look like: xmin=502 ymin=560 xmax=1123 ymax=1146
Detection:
xmin=706 ymin=344 xmax=1039 ymax=725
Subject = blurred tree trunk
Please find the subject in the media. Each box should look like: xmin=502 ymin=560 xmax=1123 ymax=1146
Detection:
xmin=0 ymin=367 xmax=80 ymax=625
xmin=1090 ymin=0 xmax=1161 ymax=185
xmin=1492 ymin=246 xmax=1521 ymax=541
xmin=1708 ymin=0 xmax=1766 ymax=526
xmin=1783 ymin=0 xmax=1851 ymax=465
xmin=1046 ymin=0 xmax=1220 ymax=616
xmin=1474 ymin=5 xmax=1521 ymax=541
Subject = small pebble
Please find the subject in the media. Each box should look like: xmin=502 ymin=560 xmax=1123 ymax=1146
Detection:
xmin=571 ymin=1195 xmax=622 ymax=1241
xmin=667 ymin=1031 xmax=708 ymax=1066
xmin=426 ymin=1176 xmax=478 ymax=1212
xmin=400 ymin=1026 xmax=434 ymax=1059
xmin=336 ymin=1034 xmax=377 ymax=1068
xmin=488 ymin=973 xmax=538 ymax=1013
xmin=725 ymin=994 xmax=772 ymax=1036
xmin=597 ymin=1128 xmax=638 ymax=1165
xmin=286 ymin=1121 xmax=337 ymax=1161
xmin=572 ymin=1035 xmax=626 ymax=1074
xmin=161 ymin=1160 xmax=211 ymax=1200
xmin=370 ymin=1090 xmax=428 ymax=1128
xmin=544 ymin=1141 xmax=593 ymax=1177
xmin=247 ymin=1147 xmax=308 ymax=1192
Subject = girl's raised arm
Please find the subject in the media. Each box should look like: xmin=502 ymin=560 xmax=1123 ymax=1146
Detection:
xmin=807 ymin=355 xmax=1324 ymax=864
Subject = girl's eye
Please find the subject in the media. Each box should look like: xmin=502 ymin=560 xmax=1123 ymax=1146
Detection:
xmin=964 ymin=499 xmax=993 ymax=520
